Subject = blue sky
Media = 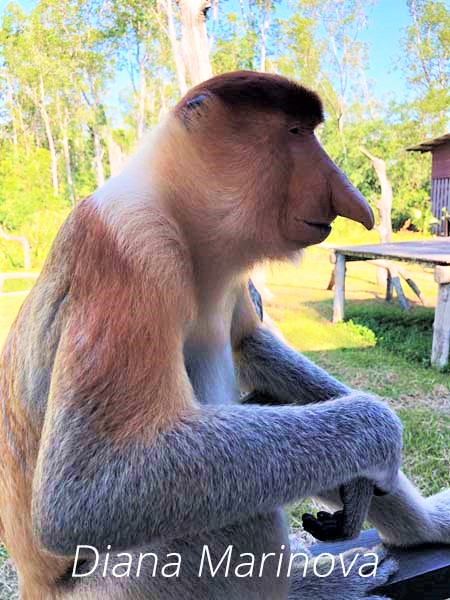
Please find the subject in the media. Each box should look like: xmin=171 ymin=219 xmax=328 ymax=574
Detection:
xmin=0 ymin=0 xmax=413 ymax=102
xmin=360 ymin=0 xmax=411 ymax=100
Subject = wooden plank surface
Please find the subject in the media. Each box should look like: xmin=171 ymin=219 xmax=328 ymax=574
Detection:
xmin=333 ymin=240 xmax=450 ymax=267
xmin=310 ymin=528 xmax=450 ymax=600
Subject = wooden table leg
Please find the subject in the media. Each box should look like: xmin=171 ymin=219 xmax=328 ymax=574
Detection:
xmin=431 ymin=267 xmax=450 ymax=369
xmin=333 ymin=253 xmax=346 ymax=323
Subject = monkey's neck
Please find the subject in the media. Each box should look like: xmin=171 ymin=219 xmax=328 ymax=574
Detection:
xmin=187 ymin=244 xmax=250 ymax=309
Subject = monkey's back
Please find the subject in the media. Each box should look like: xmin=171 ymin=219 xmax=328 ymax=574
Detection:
xmin=0 ymin=209 xmax=81 ymax=595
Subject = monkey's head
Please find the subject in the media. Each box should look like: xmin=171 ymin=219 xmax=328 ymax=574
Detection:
xmin=157 ymin=71 xmax=373 ymax=265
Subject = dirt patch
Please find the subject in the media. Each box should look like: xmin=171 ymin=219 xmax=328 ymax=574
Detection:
xmin=390 ymin=390 xmax=450 ymax=414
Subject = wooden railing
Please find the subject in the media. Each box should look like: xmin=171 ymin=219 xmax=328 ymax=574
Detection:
xmin=0 ymin=272 xmax=38 ymax=294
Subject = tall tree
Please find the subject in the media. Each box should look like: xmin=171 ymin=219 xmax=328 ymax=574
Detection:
xmin=402 ymin=0 xmax=450 ymax=131
xmin=157 ymin=0 xmax=188 ymax=94
xmin=179 ymin=0 xmax=213 ymax=84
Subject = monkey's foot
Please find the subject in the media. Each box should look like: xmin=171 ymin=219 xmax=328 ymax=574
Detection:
xmin=374 ymin=487 xmax=450 ymax=548
xmin=427 ymin=488 xmax=450 ymax=545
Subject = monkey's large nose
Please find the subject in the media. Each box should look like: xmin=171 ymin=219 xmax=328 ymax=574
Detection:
xmin=329 ymin=169 xmax=374 ymax=230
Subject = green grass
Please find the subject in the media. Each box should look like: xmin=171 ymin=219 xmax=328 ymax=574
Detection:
xmin=277 ymin=301 xmax=450 ymax=399
xmin=400 ymin=408 xmax=450 ymax=497
xmin=288 ymin=407 xmax=450 ymax=525
xmin=1 ymin=278 xmax=35 ymax=293
xmin=346 ymin=303 xmax=440 ymax=368
xmin=0 ymin=295 xmax=25 ymax=348
xmin=263 ymin=239 xmax=449 ymax=516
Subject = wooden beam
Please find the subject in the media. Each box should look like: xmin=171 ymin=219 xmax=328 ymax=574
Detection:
xmin=333 ymin=253 xmax=346 ymax=323
xmin=310 ymin=528 xmax=450 ymax=600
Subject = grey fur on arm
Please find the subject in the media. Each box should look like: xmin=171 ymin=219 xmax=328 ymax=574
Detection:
xmin=237 ymin=325 xmax=382 ymax=542
xmin=237 ymin=324 xmax=450 ymax=549
xmin=238 ymin=326 xmax=351 ymax=405
xmin=33 ymin=397 xmax=402 ymax=556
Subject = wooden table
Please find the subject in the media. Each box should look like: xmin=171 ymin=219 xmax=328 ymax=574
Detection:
xmin=331 ymin=240 xmax=450 ymax=368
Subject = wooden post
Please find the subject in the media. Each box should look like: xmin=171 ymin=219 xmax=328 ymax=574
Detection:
xmin=431 ymin=267 xmax=450 ymax=369
xmin=386 ymin=270 xmax=393 ymax=302
xmin=333 ymin=253 xmax=346 ymax=323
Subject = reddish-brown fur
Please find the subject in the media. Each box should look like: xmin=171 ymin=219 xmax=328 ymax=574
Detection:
xmin=0 ymin=196 xmax=199 ymax=596
xmin=53 ymin=200 xmax=196 ymax=441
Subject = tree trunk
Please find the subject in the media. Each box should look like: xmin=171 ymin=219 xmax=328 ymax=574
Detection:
xmin=93 ymin=128 xmax=105 ymax=187
xmin=105 ymin=130 xmax=125 ymax=177
xmin=360 ymin=147 xmax=393 ymax=288
xmin=6 ymin=74 xmax=18 ymax=147
xmin=16 ymin=99 xmax=30 ymax=154
xmin=259 ymin=0 xmax=271 ymax=72
xmin=39 ymin=75 xmax=59 ymax=196
xmin=159 ymin=0 xmax=188 ymax=95
xmin=0 ymin=226 xmax=31 ymax=269
xmin=56 ymin=99 xmax=75 ymax=206
xmin=159 ymin=85 xmax=168 ymax=116
xmin=179 ymin=0 xmax=213 ymax=86
xmin=137 ymin=61 xmax=147 ymax=141
xmin=61 ymin=129 xmax=75 ymax=205
xmin=359 ymin=147 xmax=392 ymax=244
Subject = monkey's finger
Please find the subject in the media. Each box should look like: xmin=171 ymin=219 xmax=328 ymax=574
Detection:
xmin=302 ymin=513 xmax=331 ymax=539
xmin=302 ymin=513 xmax=345 ymax=542
xmin=317 ymin=511 xmax=333 ymax=521
xmin=374 ymin=485 xmax=389 ymax=496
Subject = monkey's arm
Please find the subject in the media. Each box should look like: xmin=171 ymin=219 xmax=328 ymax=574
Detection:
xmin=235 ymin=323 xmax=450 ymax=547
xmin=32 ymin=323 xmax=401 ymax=557
xmin=233 ymin=298 xmax=379 ymax=542
xmin=34 ymin=397 xmax=400 ymax=556
xmin=238 ymin=325 xmax=351 ymax=405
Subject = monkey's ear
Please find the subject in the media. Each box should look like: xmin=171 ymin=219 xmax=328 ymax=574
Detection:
xmin=179 ymin=93 xmax=212 ymax=128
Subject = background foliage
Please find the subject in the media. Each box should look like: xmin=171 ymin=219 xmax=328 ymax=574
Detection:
xmin=0 ymin=0 xmax=449 ymax=268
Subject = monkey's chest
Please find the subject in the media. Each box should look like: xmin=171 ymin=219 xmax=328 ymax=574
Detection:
xmin=183 ymin=341 xmax=239 ymax=406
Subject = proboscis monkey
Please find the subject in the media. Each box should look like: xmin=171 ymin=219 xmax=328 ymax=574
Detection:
xmin=1 ymin=72 xmax=449 ymax=600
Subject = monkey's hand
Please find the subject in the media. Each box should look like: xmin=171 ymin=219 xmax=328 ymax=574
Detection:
xmin=302 ymin=478 xmax=376 ymax=542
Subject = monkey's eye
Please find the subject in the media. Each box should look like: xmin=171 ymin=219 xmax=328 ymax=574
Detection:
xmin=288 ymin=126 xmax=302 ymax=135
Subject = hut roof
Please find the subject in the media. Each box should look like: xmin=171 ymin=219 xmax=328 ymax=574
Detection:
xmin=407 ymin=133 xmax=450 ymax=153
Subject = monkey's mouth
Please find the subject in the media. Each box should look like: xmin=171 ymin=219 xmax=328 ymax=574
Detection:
xmin=303 ymin=220 xmax=332 ymax=236
xmin=287 ymin=218 xmax=334 ymax=248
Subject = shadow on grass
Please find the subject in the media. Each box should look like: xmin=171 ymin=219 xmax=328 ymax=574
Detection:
xmin=282 ymin=296 xmax=445 ymax=369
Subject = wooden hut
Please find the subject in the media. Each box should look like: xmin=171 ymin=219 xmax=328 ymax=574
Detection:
xmin=408 ymin=133 xmax=450 ymax=236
